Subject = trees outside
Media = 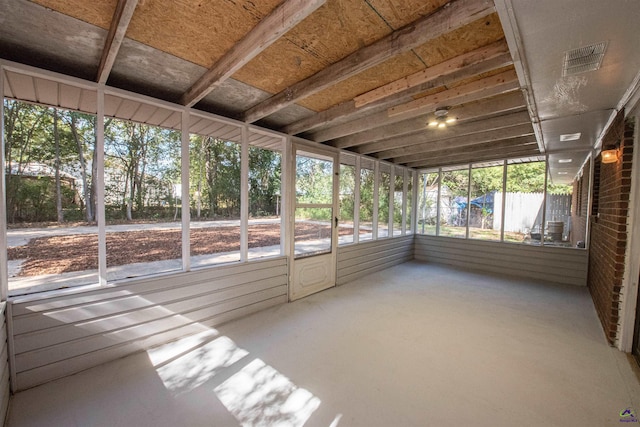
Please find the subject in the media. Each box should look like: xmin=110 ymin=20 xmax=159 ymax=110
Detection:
xmin=4 ymin=100 xmax=95 ymax=223
xmin=4 ymin=101 xmax=286 ymax=226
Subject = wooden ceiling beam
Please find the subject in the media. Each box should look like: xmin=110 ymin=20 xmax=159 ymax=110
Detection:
xmin=383 ymin=124 xmax=535 ymax=162
xmin=395 ymin=136 xmax=538 ymax=165
xmin=282 ymin=51 xmax=513 ymax=136
xmin=357 ymin=110 xmax=531 ymax=155
xmin=314 ymin=72 xmax=520 ymax=143
xmin=387 ymin=69 xmax=518 ymax=117
xmin=406 ymin=145 xmax=540 ymax=169
xmin=180 ymin=0 xmax=326 ymax=108
xmin=243 ymin=0 xmax=496 ymax=123
xmin=354 ymin=40 xmax=509 ymax=108
xmin=336 ymin=92 xmax=526 ymax=150
xmin=97 ymin=0 xmax=139 ymax=84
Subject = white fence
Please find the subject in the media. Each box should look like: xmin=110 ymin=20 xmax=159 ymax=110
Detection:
xmin=494 ymin=192 xmax=544 ymax=233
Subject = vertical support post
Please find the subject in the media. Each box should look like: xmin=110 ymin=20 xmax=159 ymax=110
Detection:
xmin=281 ymin=136 xmax=290 ymax=258
xmin=412 ymin=170 xmax=419 ymax=234
xmin=436 ymin=168 xmax=442 ymax=236
xmin=0 ymin=66 xmax=7 ymax=301
xmin=465 ymin=164 xmax=471 ymax=239
xmin=96 ymin=88 xmax=107 ymax=286
xmin=585 ymin=151 xmax=595 ymax=249
xmin=372 ymin=161 xmax=379 ymax=240
xmin=402 ymin=168 xmax=408 ymax=235
xmin=500 ymin=160 xmax=507 ymax=242
xmin=541 ymin=155 xmax=549 ymax=245
xmin=240 ymin=126 xmax=249 ymax=262
xmin=181 ymin=109 xmax=190 ymax=271
xmin=389 ymin=165 xmax=394 ymax=237
xmin=353 ymin=156 xmax=360 ymax=244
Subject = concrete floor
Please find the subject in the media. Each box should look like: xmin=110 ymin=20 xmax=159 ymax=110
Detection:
xmin=7 ymin=262 xmax=640 ymax=427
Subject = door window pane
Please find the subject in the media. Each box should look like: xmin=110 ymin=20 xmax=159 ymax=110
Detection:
xmin=294 ymin=207 xmax=333 ymax=257
xmin=296 ymin=154 xmax=333 ymax=204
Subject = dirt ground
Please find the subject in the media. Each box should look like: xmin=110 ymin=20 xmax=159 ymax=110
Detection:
xmin=8 ymin=223 xmax=355 ymax=276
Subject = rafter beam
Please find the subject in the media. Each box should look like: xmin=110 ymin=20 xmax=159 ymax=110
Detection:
xmin=243 ymin=0 xmax=496 ymax=123
xmin=354 ymin=40 xmax=509 ymax=108
xmin=335 ymin=91 xmax=526 ymax=150
xmin=388 ymin=69 xmax=518 ymax=117
xmin=406 ymin=144 xmax=540 ymax=169
xmin=356 ymin=110 xmax=531 ymax=155
xmin=181 ymin=0 xmax=326 ymax=108
xmin=313 ymin=70 xmax=519 ymax=143
xmin=383 ymin=123 xmax=535 ymax=162
xmin=282 ymin=52 xmax=512 ymax=136
xmin=396 ymin=136 xmax=537 ymax=165
xmin=97 ymin=0 xmax=139 ymax=84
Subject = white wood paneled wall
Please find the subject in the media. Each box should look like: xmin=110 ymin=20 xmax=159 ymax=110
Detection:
xmin=0 ymin=303 xmax=10 ymax=424
xmin=415 ymin=235 xmax=588 ymax=286
xmin=337 ymin=236 xmax=413 ymax=285
xmin=9 ymin=258 xmax=288 ymax=391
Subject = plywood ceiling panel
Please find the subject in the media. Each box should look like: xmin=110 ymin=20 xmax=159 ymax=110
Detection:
xmin=233 ymin=0 xmax=389 ymax=96
xmin=298 ymin=51 xmax=425 ymax=111
xmin=366 ymin=0 xmax=449 ymax=30
xmin=29 ymin=0 xmax=117 ymax=29
xmin=413 ymin=14 xmax=505 ymax=67
xmin=128 ymin=0 xmax=282 ymax=68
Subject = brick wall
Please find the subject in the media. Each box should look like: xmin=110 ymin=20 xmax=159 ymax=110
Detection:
xmin=587 ymin=112 xmax=634 ymax=344
xmin=570 ymin=158 xmax=590 ymax=247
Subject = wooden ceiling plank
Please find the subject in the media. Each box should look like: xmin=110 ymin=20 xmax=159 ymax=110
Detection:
xmin=335 ymin=91 xmax=526 ymax=149
xmin=283 ymin=52 xmax=512 ymax=135
xmin=387 ymin=128 xmax=535 ymax=163
xmin=394 ymin=137 xmax=537 ymax=164
xmin=388 ymin=68 xmax=518 ymax=117
xmin=314 ymin=74 xmax=520 ymax=143
xmin=97 ymin=0 xmax=139 ymax=84
xmin=407 ymin=145 xmax=540 ymax=169
xmin=354 ymin=40 xmax=508 ymax=108
xmin=356 ymin=110 xmax=530 ymax=155
xmin=181 ymin=0 xmax=326 ymax=108
xmin=243 ymin=0 xmax=496 ymax=123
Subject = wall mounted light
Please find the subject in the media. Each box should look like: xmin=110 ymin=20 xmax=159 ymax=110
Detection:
xmin=601 ymin=147 xmax=619 ymax=164
xmin=428 ymin=108 xmax=456 ymax=129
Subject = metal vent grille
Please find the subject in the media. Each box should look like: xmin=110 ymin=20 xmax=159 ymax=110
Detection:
xmin=563 ymin=41 xmax=608 ymax=76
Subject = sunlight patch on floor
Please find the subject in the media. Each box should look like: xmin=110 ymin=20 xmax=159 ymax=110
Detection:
xmin=147 ymin=330 xmax=248 ymax=395
xmin=215 ymin=358 xmax=321 ymax=427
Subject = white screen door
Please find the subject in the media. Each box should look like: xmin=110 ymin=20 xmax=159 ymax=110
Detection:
xmin=290 ymin=145 xmax=338 ymax=301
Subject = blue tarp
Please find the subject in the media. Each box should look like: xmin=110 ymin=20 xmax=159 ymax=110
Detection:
xmin=453 ymin=191 xmax=495 ymax=213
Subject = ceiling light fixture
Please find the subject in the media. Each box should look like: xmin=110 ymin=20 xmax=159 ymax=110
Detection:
xmin=558 ymin=159 xmax=573 ymax=163
xmin=428 ymin=108 xmax=456 ymax=129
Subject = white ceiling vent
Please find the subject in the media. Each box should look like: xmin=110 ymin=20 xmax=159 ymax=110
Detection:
xmin=562 ymin=41 xmax=608 ymax=76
